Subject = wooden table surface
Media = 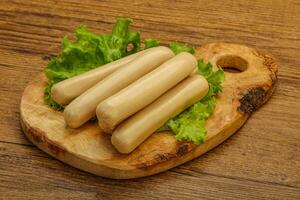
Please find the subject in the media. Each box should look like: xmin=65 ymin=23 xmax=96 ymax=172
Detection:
xmin=0 ymin=0 xmax=299 ymax=199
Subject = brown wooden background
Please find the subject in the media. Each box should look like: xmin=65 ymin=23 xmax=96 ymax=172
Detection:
xmin=0 ymin=0 xmax=299 ymax=199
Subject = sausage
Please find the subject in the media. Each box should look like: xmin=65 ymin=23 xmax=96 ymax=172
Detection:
xmin=64 ymin=46 xmax=174 ymax=128
xmin=51 ymin=50 xmax=147 ymax=105
xmin=111 ymin=75 xmax=209 ymax=154
xmin=96 ymin=52 xmax=197 ymax=133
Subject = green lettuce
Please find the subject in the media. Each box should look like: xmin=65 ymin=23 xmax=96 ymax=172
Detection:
xmin=169 ymin=41 xmax=195 ymax=55
xmin=158 ymin=60 xmax=224 ymax=144
xmin=144 ymin=39 xmax=160 ymax=49
xmin=44 ymin=18 xmax=141 ymax=109
xmin=44 ymin=80 xmax=63 ymax=110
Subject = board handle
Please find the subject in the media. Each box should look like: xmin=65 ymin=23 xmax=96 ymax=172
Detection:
xmin=195 ymin=43 xmax=278 ymax=114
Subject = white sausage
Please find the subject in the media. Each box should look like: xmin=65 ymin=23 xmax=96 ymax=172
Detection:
xmin=51 ymin=50 xmax=147 ymax=105
xmin=64 ymin=46 xmax=174 ymax=128
xmin=97 ymin=52 xmax=197 ymax=133
xmin=111 ymin=75 xmax=209 ymax=154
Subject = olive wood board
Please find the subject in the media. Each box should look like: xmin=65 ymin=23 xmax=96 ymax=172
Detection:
xmin=20 ymin=43 xmax=278 ymax=179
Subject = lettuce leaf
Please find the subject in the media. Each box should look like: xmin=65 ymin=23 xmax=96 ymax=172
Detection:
xmin=158 ymin=60 xmax=224 ymax=144
xmin=144 ymin=39 xmax=160 ymax=49
xmin=169 ymin=42 xmax=195 ymax=54
xmin=44 ymin=18 xmax=141 ymax=109
xmin=44 ymin=80 xmax=64 ymax=110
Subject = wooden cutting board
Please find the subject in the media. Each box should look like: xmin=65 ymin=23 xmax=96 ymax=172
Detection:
xmin=20 ymin=43 xmax=278 ymax=179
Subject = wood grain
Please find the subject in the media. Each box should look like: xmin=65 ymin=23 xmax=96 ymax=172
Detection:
xmin=20 ymin=43 xmax=277 ymax=179
xmin=0 ymin=0 xmax=299 ymax=198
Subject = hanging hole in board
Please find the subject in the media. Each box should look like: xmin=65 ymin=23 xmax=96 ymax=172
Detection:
xmin=217 ymin=55 xmax=248 ymax=73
